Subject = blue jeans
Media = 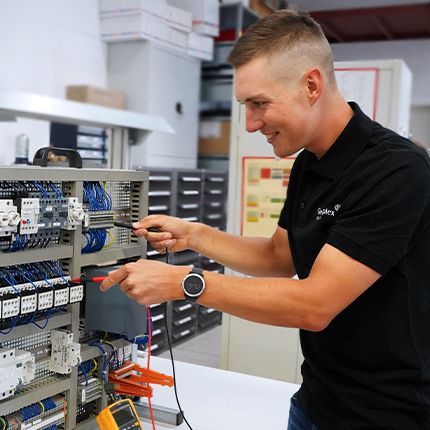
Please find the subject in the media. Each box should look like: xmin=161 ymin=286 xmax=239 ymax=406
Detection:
xmin=288 ymin=394 xmax=320 ymax=430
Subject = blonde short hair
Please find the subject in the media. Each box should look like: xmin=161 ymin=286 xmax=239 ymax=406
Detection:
xmin=228 ymin=8 xmax=335 ymax=84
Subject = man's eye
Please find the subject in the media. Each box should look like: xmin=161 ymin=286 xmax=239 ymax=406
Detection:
xmin=253 ymin=101 xmax=265 ymax=108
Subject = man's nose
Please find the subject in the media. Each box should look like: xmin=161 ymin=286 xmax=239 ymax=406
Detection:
xmin=245 ymin=109 xmax=263 ymax=133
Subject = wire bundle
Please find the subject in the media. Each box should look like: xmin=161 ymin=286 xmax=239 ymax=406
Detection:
xmin=83 ymin=182 xmax=112 ymax=212
xmin=82 ymin=182 xmax=113 ymax=253
xmin=19 ymin=397 xmax=56 ymax=421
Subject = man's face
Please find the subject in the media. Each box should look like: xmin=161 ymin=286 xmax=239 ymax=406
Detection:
xmin=235 ymin=57 xmax=315 ymax=158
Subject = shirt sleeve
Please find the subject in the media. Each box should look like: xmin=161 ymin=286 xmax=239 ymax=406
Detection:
xmin=327 ymin=152 xmax=430 ymax=275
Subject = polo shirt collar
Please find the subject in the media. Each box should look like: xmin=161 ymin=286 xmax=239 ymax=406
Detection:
xmin=308 ymin=102 xmax=374 ymax=180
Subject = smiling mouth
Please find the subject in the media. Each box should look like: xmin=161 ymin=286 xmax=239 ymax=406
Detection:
xmin=265 ymin=132 xmax=279 ymax=144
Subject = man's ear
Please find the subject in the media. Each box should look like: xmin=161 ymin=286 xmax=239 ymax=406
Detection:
xmin=303 ymin=68 xmax=323 ymax=105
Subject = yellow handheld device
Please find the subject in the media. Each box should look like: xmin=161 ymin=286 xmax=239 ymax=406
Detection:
xmin=96 ymin=399 xmax=142 ymax=430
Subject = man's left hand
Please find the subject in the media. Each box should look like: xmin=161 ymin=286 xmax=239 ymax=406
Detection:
xmin=99 ymin=259 xmax=188 ymax=305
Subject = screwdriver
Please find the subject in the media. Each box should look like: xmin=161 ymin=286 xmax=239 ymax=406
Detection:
xmin=70 ymin=274 xmax=107 ymax=283
xmin=113 ymin=221 xmax=160 ymax=232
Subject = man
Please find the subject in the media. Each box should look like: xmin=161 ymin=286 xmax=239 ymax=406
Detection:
xmin=101 ymin=8 xmax=430 ymax=429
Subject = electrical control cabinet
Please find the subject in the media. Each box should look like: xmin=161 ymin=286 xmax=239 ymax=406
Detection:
xmin=0 ymin=166 xmax=149 ymax=429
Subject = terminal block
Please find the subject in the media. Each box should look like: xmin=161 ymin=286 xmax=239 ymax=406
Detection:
xmin=0 ymin=348 xmax=35 ymax=399
xmin=84 ymin=210 xmax=115 ymax=229
xmin=49 ymin=329 xmax=82 ymax=374
xmin=0 ymin=199 xmax=20 ymax=237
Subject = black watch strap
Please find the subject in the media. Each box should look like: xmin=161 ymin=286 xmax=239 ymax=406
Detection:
xmin=191 ymin=266 xmax=203 ymax=276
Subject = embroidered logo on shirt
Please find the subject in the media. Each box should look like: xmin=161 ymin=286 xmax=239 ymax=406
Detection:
xmin=316 ymin=204 xmax=341 ymax=221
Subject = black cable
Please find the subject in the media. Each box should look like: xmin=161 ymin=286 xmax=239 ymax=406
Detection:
xmin=163 ymin=249 xmax=194 ymax=430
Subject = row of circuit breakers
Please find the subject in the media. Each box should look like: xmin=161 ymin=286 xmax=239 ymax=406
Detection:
xmin=0 ymin=166 xmax=227 ymax=430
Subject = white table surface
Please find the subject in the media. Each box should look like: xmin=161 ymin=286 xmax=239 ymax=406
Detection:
xmin=138 ymin=356 xmax=299 ymax=430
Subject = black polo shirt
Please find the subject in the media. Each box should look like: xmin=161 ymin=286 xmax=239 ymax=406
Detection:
xmin=278 ymin=103 xmax=430 ymax=429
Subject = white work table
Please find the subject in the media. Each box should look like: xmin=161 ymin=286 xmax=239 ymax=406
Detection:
xmin=139 ymin=356 xmax=299 ymax=430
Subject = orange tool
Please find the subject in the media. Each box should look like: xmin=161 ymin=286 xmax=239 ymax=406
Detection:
xmin=109 ymin=361 xmax=174 ymax=397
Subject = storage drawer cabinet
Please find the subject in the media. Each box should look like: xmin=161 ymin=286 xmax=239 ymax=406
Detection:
xmin=171 ymin=326 xmax=197 ymax=344
xmin=174 ymin=170 xmax=204 ymax=222
xmin=148 ymin=170 xmax=173 ymax=216
xmin=142 ymin=168 xmax=227 ymax=350
xmin=203 ymin=171 xmax=227 ymax=229
xmin=198 ymin=305 xmax=222 ymax=330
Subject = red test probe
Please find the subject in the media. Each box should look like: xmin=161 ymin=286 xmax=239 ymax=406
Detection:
xmin=70 ymin=275 xmax=107 ymax=283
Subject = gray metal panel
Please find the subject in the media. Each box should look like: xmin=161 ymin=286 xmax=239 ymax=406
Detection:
xmin=0 ymin=88 xmax=174 ymax=133
xmin=0 ymin=312 xmax=72 ymax=343
xmin=81 ymin=245 xmax=145 ymax=266
xmin=0 ymin=165 xmax=149 ymax=182
xmin=0 ymin=245 xmax=73 ymax=267
xmin=0 ymin=377 xmax=70 ymax=415
xmin=80 ymin=338 xmax=130 ymax=362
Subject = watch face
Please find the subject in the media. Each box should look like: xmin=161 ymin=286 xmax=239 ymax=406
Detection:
xmin=184 ymin=274 xmax=204 ymax=296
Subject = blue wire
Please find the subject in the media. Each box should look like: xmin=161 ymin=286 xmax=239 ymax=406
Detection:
xmin=79 ymin=363 xmax=89 ymax=386
xmin=32 ymin=309 xmax=51 ymax=329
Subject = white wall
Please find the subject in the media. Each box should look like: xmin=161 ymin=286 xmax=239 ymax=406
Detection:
xmin=0 ymin=0 xmax=106 ymax=164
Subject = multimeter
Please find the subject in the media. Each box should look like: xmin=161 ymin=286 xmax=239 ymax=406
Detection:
xmin=96 ymin=399 xmax=143 ymax=430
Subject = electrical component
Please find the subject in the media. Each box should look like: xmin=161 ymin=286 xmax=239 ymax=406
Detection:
xmin=78 ymin=377 xmax=103 ymax=404
xmin=5 ymin=395 xmax=66 ymax=430
xmin=52 ymin=283 xmax=69 ymax=307
xmin=0 ymin=348 xmax=35 ymax=399
xmin=0 ymin=199 xmax=20 ymax=237
xmin=96 ymin=399 xmax=142 ymax=430
xmin=65 ymin=197 xmax=85 ymax=230
xmin=37 ymin=285 xmax=54 ymax=310
xmin=69 ymin=283 xmax=84 ymax=303
xmin=0 ymin=292 xmax=20 ymax=319
xmin=49 ymin=329 xmax=81 ymax=374
xmin=20 ymin=290 xmax=38 ymax=315
xmin=84 ymin=210 xmax=115 ymax=229
xmin=19 ymin=198 xmax=40 ymax=235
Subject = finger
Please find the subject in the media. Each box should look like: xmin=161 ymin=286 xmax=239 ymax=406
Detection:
xmin=151 ymin=239 xmax=176 ymax=252
xmin=145 ymin=230 xmax=172 ymax=241
xmin=133 ymin=215 xmax=164 ymax=230
xmin=100 ymin=267 xmax=128 ymax=291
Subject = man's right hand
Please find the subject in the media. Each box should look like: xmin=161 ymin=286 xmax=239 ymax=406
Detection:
xmin=132 ymin=215 xmax=194 ymax=253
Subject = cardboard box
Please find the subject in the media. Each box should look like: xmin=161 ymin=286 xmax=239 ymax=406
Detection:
xmin=249 ymin=0 xmax=272 ymax=17
xmin=99 ymin=0 xmax=167 ymax=20
xmin=168 ymin=0 xmax=219 ymax=36
xmin=166 ymin=4 xmax=192 ymax=32
xmin=188 ymin=32 xmax=214 ymax=61
xmin=198 ymin=120 xmax=231 ymax=156
xmin=66 ymin=85 xmax=126 ymax=109
xmin=100 ymin=12 xmax=168 ymax=43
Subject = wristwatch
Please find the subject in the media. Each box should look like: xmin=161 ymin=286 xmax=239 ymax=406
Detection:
xmin=182 ymin=266 xmax=205 ymax=302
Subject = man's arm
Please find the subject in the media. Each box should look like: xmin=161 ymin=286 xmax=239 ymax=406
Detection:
xmin=101 ymin=243 xmax=380 ymax=331
xmin=134 ymin=215 xmax=296 ymax=278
